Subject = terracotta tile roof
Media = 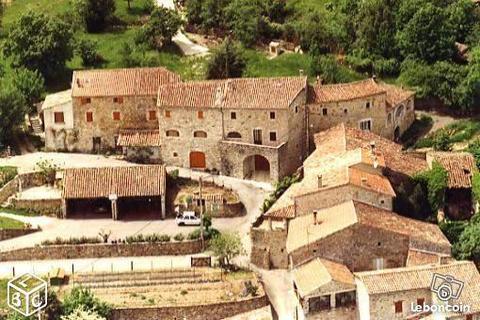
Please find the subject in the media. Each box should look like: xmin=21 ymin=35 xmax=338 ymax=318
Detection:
xmin=293 ymin=258 xmax=355 ymax=297
xmin=72 ymin=67 xmax=180 ymax=97
xmin=157 ymin=76 xmax=307 ymax=109
xmin=117 ymin=130 xmax=161 ymax=147
xmin=354 ymin=201 xmax=451 ymax=254
xmin=264 ymin=205 xmax=296 ymax=219
xmin=63 ymin=165 xmax=166 ymax=199
xmin=308 ymin=78 xmax=414 ymax=111
xmin=428 ymin=152 xmax=477 ymax=188
xmin=315 ymin=124 xmax=427 ymax=176
xmin=355 ymin=261 xmax=480 ymax=313
xmin=348 ymin=167 xmax=396 ymax=196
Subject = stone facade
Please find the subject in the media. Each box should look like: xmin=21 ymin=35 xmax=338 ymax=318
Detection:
xmin=250 ymin=227 xmax=288 ymax=269
xmin=0 ymin=228 xmax=39 ymax=241
xmin=110 ymin=294 xmax=269 ymax=320
xmin=10 ymin=198 xmax=62 ymax=217
xmin=0 ymin=239 xmax=204 ymax=261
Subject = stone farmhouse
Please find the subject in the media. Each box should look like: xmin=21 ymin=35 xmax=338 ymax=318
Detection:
xmin=42 ymin=67 xmax=415 ymax=183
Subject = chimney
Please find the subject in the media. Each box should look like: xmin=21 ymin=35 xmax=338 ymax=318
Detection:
xmin=317 ymin=175 xmax=323 ymax=188
xmin=313 ymin=210 xmax=318 ymax=225
xmin=299 ymin=69 xmax=304 ymax=76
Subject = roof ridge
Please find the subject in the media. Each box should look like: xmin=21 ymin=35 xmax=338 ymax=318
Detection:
xmin=355 ymin=260 xmax=472 ymax=277
xmin=313 ymin=78 xmax=378 ymax=88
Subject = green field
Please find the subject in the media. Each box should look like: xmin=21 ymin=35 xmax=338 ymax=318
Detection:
xmin=0 ymin=216 xmax=25 ymax=229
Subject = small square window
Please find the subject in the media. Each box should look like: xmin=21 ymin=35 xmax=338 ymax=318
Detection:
xmin=80 ymin=97 xmax=91 ymax=105
xmin=295 ymin=106 xmax=299 ymax=113
xmin=198 ymin=111 xmax=204 ymax=119
xmin=417 ymin=298 xmax=425 ymax=306
xmin=344 ymin=109 xmax=348 ymax=114
xmin=173 ymin=152 xmax=178 ymax=157
xmin=148 ymin=110 xmax=157 ymax=121
xmin=54 ymin=112 xmax=64 ymax=124
xmin=322 ymin=108 xmax=328 ymax=116
xmin=270 ymin=112 xmax=276 ymax=119
xmin=113 ymin=111 xmax=121 ymax=121
xmin=394 ymin=301 xmax=403 ymax=314
xmin=270 ymin=132 xmax=277 ymax=141
xmin=165 ymin=110 xmax=171 ymax=118
xmin=231 ymin=112 xmax=237 ymax=120
xmin=366 ymin=102 xmax=371 ymax=109
xmin=113 ymin=97 xmax=124 ymax=104
xmin=86 ymin=112 xmax=93 ymax=122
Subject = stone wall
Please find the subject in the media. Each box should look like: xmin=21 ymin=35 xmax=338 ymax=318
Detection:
xmin=111 ymin=294 xmax=269 ymax=320
xmin=0 ymin=239 xmax=203 ymax=262
xmin=250 ymin=227 xmax=288 ymax=269
xmin=10 ymin=198 xmax=62 ymax=217
xmin=72 ymin=95 xmax=159 ymax=152
xmin=0 ymin=177 xmax=18 ymax=204
xmin=0 ymin=228 xmax=38 ymax=241
xmin=368 ymin=288 xmax=432 ymax=320
xmin=0 ymin=172 xmax=45 ymax=205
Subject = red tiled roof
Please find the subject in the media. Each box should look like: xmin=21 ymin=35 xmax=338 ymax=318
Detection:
xmin=157 ymin=77 xmax=307 ymax=110
xmin=315 ymin=124 xmax=427 ymax=176
xmin=72 ymin=68 xmax=180 ymax=97
xmin=308 ymin=78 xmax=414 ymax=110
xmin=348 ymin=167 xmax=396 ymax=197
xmin=264 ymin=205 xmax=296 ymax=219
xmin=63 ymin=165 xmax=166 ymax=199
xmin=429 ymin=152 xmax=477 ymax=188
xmin=117 ymin=130 xmax=161 ymax=147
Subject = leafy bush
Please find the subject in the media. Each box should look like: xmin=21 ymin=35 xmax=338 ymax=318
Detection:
xmin=262 ymin=173 xmax=300 ymax=213
xmin=439 ymin=219 xmax=468 ymax=244
xmin=372 ymin=58 xmax=400 ymax=76
xmin=174 ymin=233 xmax=185 ymax=241
xmin=187 ymin=229 xmax=201 ymax=240
xmin=0 ymin=166 xmax=18 ymax=188
xmin=414 ymin=161 xmax=448 ymax=214
xmin=41 ymin=236 xmax=101 ymax=246
xmin=206 ymin=38 xmax=246 ymax=79
xmin=62 ymin=287 xmax=111 ymax=318
xmin=125 ymin=233 xmax=171 ymax=244
xmin=75 ymin=38 xmax=102 ymax=67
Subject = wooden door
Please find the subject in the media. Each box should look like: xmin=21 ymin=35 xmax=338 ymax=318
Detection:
xmin=190 ymin=152 xmax=206 ymax=169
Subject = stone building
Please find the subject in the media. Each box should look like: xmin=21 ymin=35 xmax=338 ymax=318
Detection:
xmin=42 ymin=90 xmax=73 ymax=151
xmin=355 ymin=261 xmax=480 ymax=320
xmin=156 ymin=77 xmax=308 ymax=182
xmin=43 ymin=67 xmax=180 ymax=152
xmin=307 ymin=78 xmax=415 ymax=148
xmin=427 ymin=152 xmax=478 ymax=220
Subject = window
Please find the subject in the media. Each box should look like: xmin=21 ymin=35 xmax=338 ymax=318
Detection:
xmin=194 ymin=131 xmax=207 ymax=138
xmin=270 ymin=112 xmax=276 ymax=120
xmin=231 ymin=112 xmax=237 ymax=120
xmin=394 ymin=301 xmax=403 ymax=314
xmin=173 ymin=152 xmax=178 ymax=157
xmin=344 ymin=109 xmax=348 ymax=114
xmin=112 ymin=111 xmax=121 ymax=121
xmin=113 ymin=97 xmax=124 ymax=104
xmin=165 ymin=110 xmax=171 ymax=118
xmin=417 ymin=298 xmax=425 ymax=306
xmin=54 ymin=112 xmax=64 ymax=124
xmin=359 ymin=119 xmax=372 ymax=131
xmin=366 ymin=102 xmax=371 ymax=109
xmin=198 ymin=111 xmax=204 ymax=119
xmin=227 ymin=132 xmax=242 ymax=139
xmin=295 ymin=106 xmax=299 ymax=113
xmin=270 ymin=132 xmax=277 ymax=142
xmin=166 ymin=130 xmax=180 ymax=137
xmin=148 ymin=110 xmax=157 ymax=121
xmin=373 ymin=257 xmax=384 ymax=270
xmin=80 ymin=97 xmax=91 ymax=105
xmin=86 ymin=112 xmax=93 ymax=122
xmin=466 ymin=315 xmax=473 ymax=320
xmin=253 ymin=129 xmax=262 ymax=145
xmin=322 ymin=108 xmax=328 ymax=116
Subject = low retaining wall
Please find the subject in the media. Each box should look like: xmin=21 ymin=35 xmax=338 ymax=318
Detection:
xmin=0 ymin=239 xmax=203 ymax=262
xmin=0 ymin=172 xmax=46 ymax=205
xmin=223 ymin=201 xmax=245 ymax=217
xmin=111 ymin=294 xmax=269 ymax=320
xmin=0 ymin=228 xmax=39 ymax=241
xmin=10 ymin=198 xmax=62 ymax=217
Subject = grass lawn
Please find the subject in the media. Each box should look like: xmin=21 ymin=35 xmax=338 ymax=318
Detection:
xmin=0 ymin=278 xmax=7 ymax=310
xmin=0 ymin=216 xmax=25 ymax=229
xmin=244 ymin=50 xmax=311 ymax=78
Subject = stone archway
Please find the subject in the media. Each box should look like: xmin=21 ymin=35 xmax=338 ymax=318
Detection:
xmin=243 ymin=154 xmax=271 ymax=182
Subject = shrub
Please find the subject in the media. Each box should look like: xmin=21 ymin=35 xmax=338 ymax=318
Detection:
xmin=262 ymin=173 xmax=300 ymax=213
xmin=414 ymin=161 xmax=448 ymax=214
xmin=372 ymin=58 xmax=400 ymax=76
xmin=174 ymin=233 xmax=185 ymax=241
xmin=75 ymin=38 xmax=102 ymax=67
xmin=187 ymin=229 xmax=201 ymax=240
xmin=244 ymin=280 xmax=259 ymax=297
xmin=0 ymin=166 xmax=18 ymax=188
xmin=41 ymin=236 xmax=101 ymax=246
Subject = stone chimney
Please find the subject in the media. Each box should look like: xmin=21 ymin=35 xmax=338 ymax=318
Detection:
xmin=317 ymin=175 xmax=323 ymax=188
xmin=299 ymin=69 xmax=304 ymax=76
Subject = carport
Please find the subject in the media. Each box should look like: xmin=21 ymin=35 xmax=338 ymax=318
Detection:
xmin=62 ymin=165 xmax=167 ymax=220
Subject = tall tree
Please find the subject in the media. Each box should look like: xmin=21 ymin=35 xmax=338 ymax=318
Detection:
xmin=447 ymin=0 xmax=477 ymax=43
xmin=396 ymin=3 xmax=456 ymax=63
xmin=136 ymin=7 xmax=183 ymax=49
xmin=0 ymin=85 xmax=27 ymax=145
xmin=8 ymin=68 xmax=45 ymax=113
xmin=2 ymin=11 xmax=73 ymax=80
xmin=206 ymin=38 xmax=246 ymax=79
xmin=72 ymin=0 xmax=116 ymax=32
xmin=225 ymin=0 xmax=261 ymax=47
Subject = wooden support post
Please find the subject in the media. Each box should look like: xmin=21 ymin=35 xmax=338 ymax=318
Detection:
xmin=61 ymin=199 xmax=67 ymax=219
xmin=161 ymin=194 xmax=166 ymax=220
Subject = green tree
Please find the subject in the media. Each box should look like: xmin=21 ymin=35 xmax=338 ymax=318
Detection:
xmin=468 ymin=139 xmax=480 ymax=169
xmin=433 ymin=131 xmax=453 ymax=151
xmin=396 ymin=3 xmax=455 ymax=63
xmin=225 ymin=0 xmax=261 ymax=47
xmin=456 ymin=47 xmax=480 ymax=112
xmin=8 ymin=68 xmax=45 ymax=112
xmin=72 ymin=0 xmax=116 ymax=32
xmin=0 ymin=85 xmax=27 ymax=145
xmin=354 ymin=0 xmax=399 ymax=58
xmin=61 ymin=307 xmax=106 ymax=320
xmin=453 ymin=215 xmax=480 ymax=261
xmin=2 ymin=11 xmax=73 ymax=80
xmin=414 ymin=161 xmax=448 ymax=213
xmin=206 ymin=38 xmax=246 ymax=79
xmin=200 ymin=0 xmax=230 ymax=31
xmin=209 ymin=232 xmax=245 ymax=269
xmin=136 ymin=7 xmax=183 ymax=49
xmin=310 ymin=54 xmax=342 ymax=84
xmin=62 ymin=287 xmax=111 ymax=318
xmin=295 ymin=9 xmax=341 ymax=54
xmin=75 ymin=38 xmax=102 ymax=67
xmin=447 ymin=0 xmax=477 ymax=43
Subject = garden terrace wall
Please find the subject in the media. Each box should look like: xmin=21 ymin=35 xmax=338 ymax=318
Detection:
xmin=110 ymin=294 xmax=269 ymax=320
xmin=0 ymin=228 xmax=39 ymax=241
xmin=0 ymin=240 xmax=203 ymax=261
xmin=0 ymin=172 xmax=46 ymax=204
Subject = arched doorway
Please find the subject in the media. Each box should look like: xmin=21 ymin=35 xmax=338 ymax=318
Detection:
xmin=394 ymin=126 xmax=401 ymax=142
xmin=190 ymin=151 xmax=206 ymax=169
xmin=243 ymin=155 xmax=270 ymax=182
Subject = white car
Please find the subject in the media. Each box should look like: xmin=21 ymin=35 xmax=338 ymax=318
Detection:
xmin=175 ymin=211 xmax=201 ymax=226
